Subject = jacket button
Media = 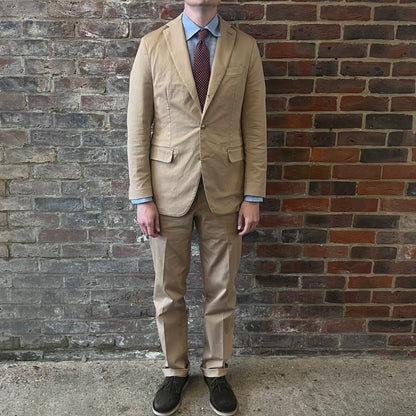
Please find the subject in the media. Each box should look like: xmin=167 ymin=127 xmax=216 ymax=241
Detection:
xmin=201 ymin=124 xmax=206 ymax=130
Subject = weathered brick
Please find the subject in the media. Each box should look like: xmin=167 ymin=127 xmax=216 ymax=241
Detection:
xmin=0 ymin=39 xmax=50 ymax=56
xmin=0 ymin=112 xmax=52 ymax=128
xmin=35 ymin=198 xmax=82 ymax=212
xmin=52 ymin=41 xmax=105 ymax=58
xmin=354 ymin=215 xmax=400 ymax=229
xmin=315 ymin=114 xmax=362 ymax=129
xmin=78 ymin=21 xmax=129 ymax=39
xmin=0 ymin=58 xmax=22 ymax=74
xmin=309 ymin=181 xmax=356 ymax=196
xmin=217 ymin=4 xmax=264 ymax=21
xmin=286 ymin=132 xmax=336 ymax=147
xmin=369 ymin=79 xmax=415 ymax=94
xmin=344 ymin=25 xmax=394 ymax=40
xmin=26 ymin=59 xmax=76 ymax=76
xmin=321 ymin=6 xmax=371 ymax=21
xmin=33 ymin=164 xmax=81 ymax=179
xmin=5 ymin=147 xmax=56 ymax=163
xmin=31 ymin=130 xmax=80 ymax=147
xmin=341 ymin=96 xmax=389 ymax=112
xmin=375 ymin=6 xmax=416 ymax=21
xmin=24 ymin=21 xmax=75 ymax=38
xmin=78 ymin=58 xmax=131 ymax=76
xmin=315 ymin=79 xmax=365 ymax=93
xmin=318 ymin=43 xmax=367 ymax=58
xmin=281 ymin=229 xmax=327 ymax=244
xmin=0 ymin=21 xmax=21 ymax=37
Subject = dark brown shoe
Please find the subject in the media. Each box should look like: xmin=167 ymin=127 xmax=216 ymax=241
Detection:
xmin=152 ymin=375 xmax=189 ymax=416
xmin=204 ymin=376 xmax=238 ymax=416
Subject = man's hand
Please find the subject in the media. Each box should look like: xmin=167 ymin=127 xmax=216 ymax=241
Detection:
xmin=136 ymin=201 xmax=160 ymax=238
xmin=237 ymin=201 xmax=260 ymax=236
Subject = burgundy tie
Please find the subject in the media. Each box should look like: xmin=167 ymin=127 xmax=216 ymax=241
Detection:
xmin=193 ymin=29 xmax=210 ymax=110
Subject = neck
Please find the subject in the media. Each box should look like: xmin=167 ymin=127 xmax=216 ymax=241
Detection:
xmin=184 ymin=4 xmax=218 ymax=28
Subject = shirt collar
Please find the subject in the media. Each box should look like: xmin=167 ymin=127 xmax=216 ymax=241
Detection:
xmin=182 ymin=12 xmax=221 ymax=40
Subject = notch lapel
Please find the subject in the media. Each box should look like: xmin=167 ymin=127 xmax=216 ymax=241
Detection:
xmin=203 ymin=17 xmax=236 ymax=116
xmin=163 ymin=14 xmax=201 ymax=111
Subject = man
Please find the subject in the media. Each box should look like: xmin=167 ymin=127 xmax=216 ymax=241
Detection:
xmin=127 ymin=0 xmax=266 ymax=414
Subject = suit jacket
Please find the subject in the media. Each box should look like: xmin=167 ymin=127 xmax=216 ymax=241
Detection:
xmin=127 ymin=13 xmax=267 ymax=217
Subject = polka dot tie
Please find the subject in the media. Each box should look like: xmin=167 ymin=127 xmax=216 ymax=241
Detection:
xmin=193 ymin=29 xmax=210 ymax=110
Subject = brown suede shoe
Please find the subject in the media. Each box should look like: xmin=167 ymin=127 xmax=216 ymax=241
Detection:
xmin=152 ymin=375 xmax=189 ymax=416
xmin=204 ymin=376 xmax=238 ymax=416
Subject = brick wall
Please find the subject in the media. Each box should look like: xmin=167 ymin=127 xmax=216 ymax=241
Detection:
xmin=1 ymin=0 xmax=416 ymax=360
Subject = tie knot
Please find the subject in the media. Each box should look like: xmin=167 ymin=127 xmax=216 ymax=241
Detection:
xmin=198 ymin=29 xmax=209 ymax=42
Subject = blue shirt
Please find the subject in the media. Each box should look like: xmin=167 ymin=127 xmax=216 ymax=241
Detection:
xmin=131 ymin=12 xmax=262 ymax=205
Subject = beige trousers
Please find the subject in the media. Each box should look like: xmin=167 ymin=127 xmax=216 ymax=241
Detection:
xmin=150 ymin=181 xmax=242 ymax=377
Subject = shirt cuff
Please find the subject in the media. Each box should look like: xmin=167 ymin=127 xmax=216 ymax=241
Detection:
xmin=244 ymin=195 xmax=263 ymax=203
xmin=131 ymin=197 xmax=153 ymax=204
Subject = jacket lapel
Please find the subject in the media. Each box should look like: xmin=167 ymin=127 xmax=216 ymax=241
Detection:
xmin=163 ymin=14 xmax=201 ymax=111
xmin=203 ymin=17 xmax=236 ymax=116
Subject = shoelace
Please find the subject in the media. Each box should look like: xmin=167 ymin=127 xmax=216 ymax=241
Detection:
xmin=161 ymin=377 xmax=185 ymax=394
xmin=208 ymin=377 xmax=229 ymax=393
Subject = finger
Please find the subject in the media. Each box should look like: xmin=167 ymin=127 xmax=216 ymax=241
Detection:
xmin=237 ymin=212 xmax=244 ymax=231
xmin=155 ymin=214 xmax=161 ymax=234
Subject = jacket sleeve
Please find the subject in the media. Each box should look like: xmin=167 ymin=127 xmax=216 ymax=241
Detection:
xmin=127 ymin=38 xmax=154 ymax=200
xmin=241 ymin=39 xmax=267 ymax=198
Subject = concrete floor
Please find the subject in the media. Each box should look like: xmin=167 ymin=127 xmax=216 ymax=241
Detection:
xmin=1 ymin=355 xmax=415 ymax=416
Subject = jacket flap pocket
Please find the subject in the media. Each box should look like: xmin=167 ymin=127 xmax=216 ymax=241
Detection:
xmin=227 ymin=146 xmax=245 ymax=163
xmin=150 ymin=146 xmax=174 ymax=163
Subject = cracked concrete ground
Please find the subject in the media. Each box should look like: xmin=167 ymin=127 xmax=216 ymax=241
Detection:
xmin=1 ymin=356 xmax=416 ymax=416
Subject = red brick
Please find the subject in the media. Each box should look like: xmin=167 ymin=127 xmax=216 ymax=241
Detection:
xmin=338 ymin=132 xmax=386 ymax=147
xmin=348 ymin=276 xmax=393 ymax=289
xmin=266 ymin=42 xmax=315 ymax=59
xmin=304 ymin=245 xmax=349 ymax=259
xmin=333 ymin=165 xmax=381 ymax=180
xmin=286 ymin=132 xmax=336 ymax=148
xmin=327 ymin=261 xmax=372 ymax=274
xmin=266 ymin=181 xmax=306 ymax=196
xmin=341 ymin=96 xmax=389 ymax=112
xmin=288 ymin=60 xmax=338 ymax=77
xmin=321 ymin=6 xmax=371 ymax=21
xmin=266 ymin=97 xmax=286 ymax=112
xmin=319 ymin=43 xmax=367 ymax=58
xmin=380 ymin=199 xmax=416 ymax=212
xmin=291 ymin=24 xmax=340 ymax=40
xmin=218 ymin=4 xmax=264 ymax=21
xmin=332 ymin=197 xmax=378 ymax=212
xmin=383 ymin=165 xmax=416 ymax=179
xmin=389 ymin=335 xmax=416 ymax=347
xmin=288 ymin=96 xmax=337 ymax=112
xmin=393 ymin=61 xmax=416 ymax=76
xmin=329 ymin=230 xmax=376 ymax=244
xmin=263 ymin=61 xmax=287 ymax=77
xmin=315 ymin=79 xmax=365 ymax=93
xmin=373 ymin=291 xmax=416 ymax=303
xmin=369 ymin=79 xmax=415 ymax=94
xmin=267 ymin=148 xmax=309 ymax=163
xmin=375 ymin=6 xmax=416 ymax=21
xmin=341 ymin=61 xmax=390 ymax=77
xmin=257 ymin=244 xmax=302 ymax=258
xmin=315 ymin=114 xmax=362 ymax=129
xmin=393 ymin=306 xmax=416 ymax=318
xmin=357 ymin=181 xmax=405 ymax=196
xmin=267 ymin=114 xmax=313 ymax=129
xmin=282 ymin=198 xmax=329 ymax=212
xmin=392 ymin=97 xmax=416 ymax=111
xmin=259 ymin=214 xmax=303 ymax=228
xmin=371 ymin=43 xmax=416 ymax=59
xmin=324 ymin=320 xmax=366 ymax=333
xmin=267 ymin=4 xmax=317 ymax=21
xmin=266 ymin=79 xmax=314 ymax=94
xmin=239 ymin=24 xmax=286 ymax=40
xmin=346 ymin=306 xmax=390 ymax=318
xmin=311 ymin=148 xmax=360 ymax=163
xmin=284 ymin=165 xmax=331 ymax=180
xmin=344 ymin=25 xmax=394 ymax=40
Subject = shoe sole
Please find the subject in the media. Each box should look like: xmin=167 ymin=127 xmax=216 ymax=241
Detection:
xmin=152 ymin=378 xmax=189 ymax=416
xmin=209 ymin=401 xmax=239 ymax=416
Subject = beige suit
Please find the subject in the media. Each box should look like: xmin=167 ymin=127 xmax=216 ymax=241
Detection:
xmin=127 ymin=13 xmax=267 ymax=377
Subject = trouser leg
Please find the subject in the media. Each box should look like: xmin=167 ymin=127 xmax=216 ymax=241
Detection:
xmin=194 ymin=186 xmax=242 ymax=377
xmin=150 ymin=209 xmax=194 ymax=377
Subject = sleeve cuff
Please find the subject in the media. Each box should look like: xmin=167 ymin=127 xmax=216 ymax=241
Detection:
xmin=244 ymin=195 xmax=263 ymax=203
xmin=131 ymin=197 xmax=153 ymax=204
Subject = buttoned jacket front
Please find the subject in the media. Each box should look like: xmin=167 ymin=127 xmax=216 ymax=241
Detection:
xmin=127 ymin=14 xmax=267 ymax=217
